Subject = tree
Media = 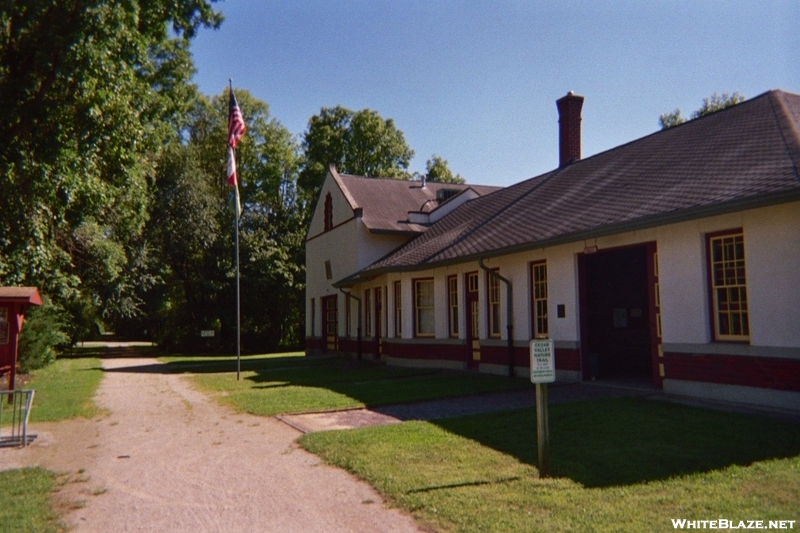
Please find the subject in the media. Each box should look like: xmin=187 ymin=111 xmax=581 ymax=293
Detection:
xmin=659 ymin=92 xmax=746 ymax=130
xmin=425 ymin=154 xmax=466 ymax=184
xmin=299 ymin=106 xmax=415 ymax=197
xmin=0 ymin=1 xmax=222 ymax=340
xmin=145 ymin=89 xmax=306 ymax=352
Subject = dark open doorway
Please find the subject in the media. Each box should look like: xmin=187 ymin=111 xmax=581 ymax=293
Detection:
xmin=579 ymin=244 xmax=658 ymax=385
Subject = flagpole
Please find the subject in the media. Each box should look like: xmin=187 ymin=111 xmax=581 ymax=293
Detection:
xmin=230 ymin=79 xmax=242 ymax=381
xmin=235 ymin=183 xmax=241 ymax=381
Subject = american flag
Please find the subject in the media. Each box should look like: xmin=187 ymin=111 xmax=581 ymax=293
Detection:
xmin=228 ymin=89 xmax=246 ymax=149
xmin=226 ymin=88 xmax=246 ymax=187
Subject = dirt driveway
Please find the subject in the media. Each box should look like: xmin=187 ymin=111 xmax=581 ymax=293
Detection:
xmin=1 ymin=356 xmax=423 ymax=532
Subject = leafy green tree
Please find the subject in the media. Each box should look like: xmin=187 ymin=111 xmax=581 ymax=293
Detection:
xmin=144 ymin=141 xmax=223 ymax=350
xmin=0 ymin=1 xmax=222 ymax=341
xmin=659 ymin=92 xmax=746 ymax=129
xmin=425 ymin=154 xmax=466 ymax=184
xmin=18 ymin=300 xmax=70 ymax=372
xmin=146 ymin=89 xmax=306 ymax=352
xmin=299 ymin=106 xmax=415 ymax=196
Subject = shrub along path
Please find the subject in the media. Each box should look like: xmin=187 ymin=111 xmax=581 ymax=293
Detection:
xmin=1 ymin=354 xmax=422 ymax=532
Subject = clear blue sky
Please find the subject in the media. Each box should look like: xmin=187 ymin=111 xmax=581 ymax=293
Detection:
xmin=190 ymin=1 xmax=799 ymax=187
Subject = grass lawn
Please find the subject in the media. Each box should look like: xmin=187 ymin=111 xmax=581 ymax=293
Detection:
xmin=2 ymin=354 xmax=102 ymax=425
xmin=163 ymin=352 xmax=528 ymax=416
xmin=0 ymin=468 xmax=62 ymax=533
xmin=1 ymin=352 xmax=103 ymax=532
xmin=25 ymin=355 xmax=103 ymax=423
xmin=299 ymin=397 xmax=800 ymax=533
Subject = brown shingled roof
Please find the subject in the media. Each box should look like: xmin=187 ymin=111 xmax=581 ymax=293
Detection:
xmin=334 ymin=172 xmax=501 ymax=235
xmin=344 ymin=90 xmax=800 ymax=282
xmin=0 ymin=287 xmax=43 ymax=305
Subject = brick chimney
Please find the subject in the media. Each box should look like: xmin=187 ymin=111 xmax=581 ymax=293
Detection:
xmin=556 ymin=91 xmax=584 ymax=167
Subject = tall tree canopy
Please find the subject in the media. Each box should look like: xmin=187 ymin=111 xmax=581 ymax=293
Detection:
xmin=145 ymin=89 xmax=305 ymax=352
xmin=425 ymin=154 xmax=465 ymax=184
xmin=659 ymin=92 xmax=746 ymax=130
xmin=298 ymin=106 xmax=415 ymax=197
xmin=0 ymin=0 xmax=222 ymax=339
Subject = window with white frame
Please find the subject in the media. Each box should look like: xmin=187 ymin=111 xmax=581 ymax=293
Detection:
xmin=414 ymin=279 xmax=435 ymax=337
xmin=707 ymin=229 xmax=750 ymax=341
xmin=394 ymin=281 xmax=402 ymax=337
xmin=531 ymin=261 xmax=548 ymax=338
xmin=448 ymin=275 xmax=459 ymax=337
xmin=324 ymin=296 xmax=337 ymax=335
xmin=364 ymin=288 xmax=372 ymax=337
xmin=488 ymin=272 xmax=501 ymax=338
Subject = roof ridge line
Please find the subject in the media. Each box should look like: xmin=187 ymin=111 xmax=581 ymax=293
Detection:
xmin=768 ymin=91 xmax=800 ymax=182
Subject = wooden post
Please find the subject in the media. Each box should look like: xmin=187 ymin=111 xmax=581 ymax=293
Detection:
xmin=535 ymin=382 xmax=550 ymax=478
xmin=530 ymin=338 xmax=555 ymax=478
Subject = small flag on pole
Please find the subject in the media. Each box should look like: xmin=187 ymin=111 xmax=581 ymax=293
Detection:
xmin=228 ymin=89 xmax=246 ymax=150
xmin=227 ymin=146 xmax=242 ymax=215
xmin=226 ymin=146 xmax=238 ymax=188
xmin=226 ymin=86 xmax=246 ymax=216
xmin=226 ymin=88 xmax=246 ymax=187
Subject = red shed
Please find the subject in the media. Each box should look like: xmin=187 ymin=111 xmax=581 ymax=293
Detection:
xmin=0 ymin=287 xmax=43 ymax=390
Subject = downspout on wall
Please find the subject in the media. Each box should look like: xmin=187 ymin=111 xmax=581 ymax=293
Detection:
xmin=339 ymin=288 xmax=362 ymax=360
xmin=478 ymin=259 xmax=514 ymax=378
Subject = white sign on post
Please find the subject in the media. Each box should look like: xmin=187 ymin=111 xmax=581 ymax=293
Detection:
xmin=529 ymin=339 xmax=555 ymax=383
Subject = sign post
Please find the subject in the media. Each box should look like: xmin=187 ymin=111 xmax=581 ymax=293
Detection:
xmin=530 ymin=338 xmax=555 ymax=478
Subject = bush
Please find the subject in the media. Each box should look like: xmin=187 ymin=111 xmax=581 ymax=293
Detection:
xmin=18 ymin=303 xmax=70 ymax=373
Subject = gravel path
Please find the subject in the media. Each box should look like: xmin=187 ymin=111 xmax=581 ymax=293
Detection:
xmin=1 ymin=357 xmax=423 ymax=532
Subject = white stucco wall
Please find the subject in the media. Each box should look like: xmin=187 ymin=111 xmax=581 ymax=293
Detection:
xmin=340 ymin=201 xmax=800 ymax=354
xmin=305 ymin=172 xmax=415 ymax=339
xmin=745 ymin=202 xmax=800 ymax=348
xmin=657 ymin=201 xmax=800 ymax=350
xmin=305 ymin=174 xmax=358 ymax=338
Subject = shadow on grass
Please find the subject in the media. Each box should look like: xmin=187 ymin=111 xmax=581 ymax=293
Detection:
xmin=59 ymin=344 xmax=160 ymax=360
xmin=433 ymin=396 xmax=800 ymax=488
xmin=99 ymin=347 xmax=529 ymax=410
xmin=129 ymin=359 xmax=326 ymax=375
xmin=97 ymin=348 xmax=328 ymax=375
